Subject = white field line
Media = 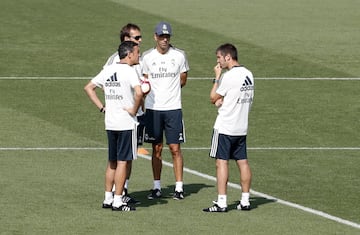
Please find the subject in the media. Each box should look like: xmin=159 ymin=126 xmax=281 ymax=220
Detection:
xmin=0 ymin=77 xmax=360 ymax=80
xmin=1 ymin=147 xmax=360 ymax=151
xmin=0 ymin=147 xmax=359 ymax=229
xmin=139 ymin=153 xmax=360 ymax=229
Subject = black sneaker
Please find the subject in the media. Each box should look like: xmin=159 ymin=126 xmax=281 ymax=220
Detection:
xmin=112 ymin=204 xmax=136 ymax=211
xmin=102 ymin=203 xmax=112 ymax=209
xmin=122 ymin=195 xmax=140 ymax=204
xmin=236 ymin=201 xmax=251 ymax=211
xmin=203 ymin=203 xmax=228 ymax=212
xmin=147 ymin=189 xmax=162 ymax=200
xmin=173 ymin=191 xmax=184 ymax=200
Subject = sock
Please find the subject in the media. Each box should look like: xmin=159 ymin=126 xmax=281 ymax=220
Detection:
xmin=241 ymin=192 xmax=250 ymax=206
xmin=154 ymin=180 xmax=161 ymax=190
xmin=112 ymin=194 xmax=123 ymax=208
xmin=104 ymin=191 xmax=113 ymax=204
xmin=217 ymin=194 xmax=227 ymax=208
xmin=175 ymin=181 xmax=183 ymax=192
xmin=122 ymin=180 xmax=129 ymax=195
xmin=124 ymin=180 xmax=129 ymax=190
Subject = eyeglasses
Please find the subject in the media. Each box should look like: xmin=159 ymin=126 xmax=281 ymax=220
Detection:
xmin=131 ymin=35 xmax=142 ymax=40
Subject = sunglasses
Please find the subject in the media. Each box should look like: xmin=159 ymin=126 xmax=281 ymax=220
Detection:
xmin=131 ymin=35 xmax=142 ymax=40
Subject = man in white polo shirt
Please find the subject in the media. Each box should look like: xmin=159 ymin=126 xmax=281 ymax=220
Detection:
xmin=141 ymin=21 xmax=190 ymax=200
xmin=203 ymin=43 xmax=254 ymax=212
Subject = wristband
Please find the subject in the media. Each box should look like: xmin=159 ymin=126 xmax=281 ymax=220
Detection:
xmin=100 ymin=107 xmax=105 ymax=113
xmin=213 ymin=79 xmax=219 ymax=84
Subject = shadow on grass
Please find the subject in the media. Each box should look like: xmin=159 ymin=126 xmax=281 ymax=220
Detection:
xmin=129 ymin=183 xmax=214 ymax=208
xmin=228 ymin=196 xmax=276 ymax=211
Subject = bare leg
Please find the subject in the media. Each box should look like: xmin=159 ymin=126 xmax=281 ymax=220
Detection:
xmin=169 ymin=143 xmax=183 ymax=182
xmin=216 ymin=159 xmax=229 ymax=195
xmin=152 ymin=143 xmax=163 ymax=180
xmin=236 ymin=159 xmax=252 ymax=192
xmin=105 ymin=161 xmax=117 ymax=192
xmin=114 ymin=161 xmax=128 ymax=196
xmin=126 ymin=161 xmax=132 ymax=181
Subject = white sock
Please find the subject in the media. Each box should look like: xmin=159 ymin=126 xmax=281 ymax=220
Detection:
xmin=241 ymin=192 xmax=250 ymax=206
xmin=112 ymin=195 xmax=123 ymax=208
xmin=104 ymin=191 xmax=113 ymax=204
xmin=124 ymin=180 xmax=129 ymax=190
xmin=154 ymin=180 xmax=161 ymax=190
xmin=217 ymin=195 xmax=227 ymax=208
xmin=175 ymin=181 xmax=183 ymax=192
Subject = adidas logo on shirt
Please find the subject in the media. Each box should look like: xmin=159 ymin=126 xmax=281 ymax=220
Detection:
xmin=105 ymin=73 xmax=121 ymax=87
xmin=240 ymin=76 xmax=254 ymax=92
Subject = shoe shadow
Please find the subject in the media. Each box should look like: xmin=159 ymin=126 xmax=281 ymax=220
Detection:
xmin=228 ymin=196 xmax=276 ymax=211
xmin=129 ymin=183 xmax=214 ymax=208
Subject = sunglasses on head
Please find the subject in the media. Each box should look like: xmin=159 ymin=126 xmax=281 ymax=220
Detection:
xmin=131 ymin=35 xmax=142 ymax=40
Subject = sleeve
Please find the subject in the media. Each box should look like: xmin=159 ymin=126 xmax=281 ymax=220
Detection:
xmin=215 ymin=74 xmax=227 ymax=97
xmin=180 ymin=52 xmax=190 ymax=73
xmin=141 ymin=55 xmax=149 ymax=75
xmin=129 ymin=68 xmax=141 ymax=88
xmin=91 ymin=69 xmax=106 ymax=88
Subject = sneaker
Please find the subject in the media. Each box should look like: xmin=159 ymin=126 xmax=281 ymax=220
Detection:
xmin=112 ymin=204 xmax=136 ymax=211
xmin=173 ymin=191 xmax=184 ymax=200
xmin=236 ymin=201 xmax=251 ymax=211
xmin=203 ymin=203 xmax=228 ymax=213
xmin=102 ymin=203 xmax=112 ymax=209
xmin=122 ymin=195 xmax=140 ymax=204
xmin=147 ymin=189 xmax=162 ymax=200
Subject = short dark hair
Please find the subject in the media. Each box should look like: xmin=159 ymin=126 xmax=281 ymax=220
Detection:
xmin=120 ymin=23 xmax=141 ymax=42
xmin=216 ymin=43 xmax=238 ymax=61
xmin=118 ymin=41 xmax=138 ymax=59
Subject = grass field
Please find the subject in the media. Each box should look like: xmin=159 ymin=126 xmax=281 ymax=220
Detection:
xmin=0 ymin=0 xmax=359 ymax=234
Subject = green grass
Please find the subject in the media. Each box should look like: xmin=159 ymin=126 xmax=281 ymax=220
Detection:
xmin=0 ymin=0 xmax=359 ymax=234
xmin=1 ymin=151 xmax=358 ymax=235
xmin=1 ymin=0 xmax=360 ymax=77
xmin=0 ymin=79 xmax=359 ymax=234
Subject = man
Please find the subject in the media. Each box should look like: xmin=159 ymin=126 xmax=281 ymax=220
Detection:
xmin=84 ymin=41 xmax=142 ymax=211
xmin=203 ymin=43 xmax=254 ymax=212
xmin=141 ymin=22 xmax=189 ymax=200
xmin=104 ymin=23 xmax=147 ymax=204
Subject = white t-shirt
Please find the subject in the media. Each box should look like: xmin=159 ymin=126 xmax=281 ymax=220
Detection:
xmin=141 ymin=46 xmax=189 ymax=111
xmin=104 ymin=52 xmax=143 ymax=80
xmin=91 ymin=63 xmax=140 ymax=131
xmin=214 ymin=66 xmax=254 ymax=136
xmin=104 ymin=52 xmax=144 ymax=115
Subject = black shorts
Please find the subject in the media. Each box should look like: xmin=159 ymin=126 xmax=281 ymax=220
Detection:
xmin=144 ymin=109 xmax=185 ymax=144
xmin=107 ymin=129 xmax=137 ymax=161
xmin=209 ymin=129 xmax=247 ymax=160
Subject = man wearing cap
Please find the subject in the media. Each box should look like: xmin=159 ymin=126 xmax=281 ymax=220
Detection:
xmin=141 ymin=21 xmax=190 ymax=200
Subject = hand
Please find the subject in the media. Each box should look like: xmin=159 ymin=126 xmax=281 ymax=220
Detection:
xmin=123 ymin=107 xmax=136 ymax=117
xmin=214 ymin=63 xmax=222 ymax=78
xmin=215 ymin=98 xmax=223 ymax=108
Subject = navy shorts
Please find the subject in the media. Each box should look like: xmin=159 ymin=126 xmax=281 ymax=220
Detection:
xmin=144 ymin=109 xmax=185 ymax=144
xmin=209 ymin=129 xmax=248 ymax=160
xmin=107 ymin=130 xmax=137 ymax=161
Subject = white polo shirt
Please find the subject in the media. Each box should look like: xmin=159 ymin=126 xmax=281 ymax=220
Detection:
xmin=214 ymin=66 xmax=254 ymax=136
xmin=91 ymin=63 xmax=140 ymax=131
xmin=141 ymin=46 xmax=189 ymax=111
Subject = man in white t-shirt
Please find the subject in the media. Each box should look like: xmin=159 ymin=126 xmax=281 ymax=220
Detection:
xmin=84 ymin=41 xmax=142 ymax=211
xmin=141 ymin=22 xmax=190 ymax=200
xmin=103 ymin=23 xmax=147 ymax=204
xmin=203 ymin=43 xmax=254 ymax=213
